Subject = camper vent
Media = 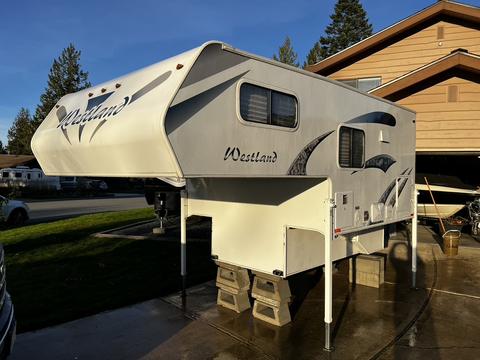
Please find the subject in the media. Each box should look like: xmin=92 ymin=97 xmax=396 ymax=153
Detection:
xmin=339 ymin=127 xmax=364 ymax=168
xmin=239 ymin=83 xmax=297 ymax=128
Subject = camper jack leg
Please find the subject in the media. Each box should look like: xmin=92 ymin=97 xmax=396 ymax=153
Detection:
xmin=180 ymin=190 xmax=187 ymax=302
xmin=324 ymin=198 xmax=335 ymax=352
xmin=411 ymin=190 xmax=418 ymax=289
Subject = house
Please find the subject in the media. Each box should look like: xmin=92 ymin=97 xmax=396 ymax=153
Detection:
xmin=306 ymin=0 xmax=480 ymax=186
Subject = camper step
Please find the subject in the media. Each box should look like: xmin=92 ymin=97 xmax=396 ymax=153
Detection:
xmin=252 ymin=299 xmax=291 ymax=327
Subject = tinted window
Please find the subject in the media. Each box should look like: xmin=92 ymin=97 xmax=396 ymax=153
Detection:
xmin=240 ymin=83 xmax=269 ymax=124
xmin=338 ymin=77 xmax=381 ymax=92
xmin=339 ymin=127 xmax=364 ymax=168
xmin=2 ymin=172 xmax=8 ymax=178
xmin=15 ymin=172 xmax=22 ymax=178
xmin=240 ymin=83 xmax=297 ymax=128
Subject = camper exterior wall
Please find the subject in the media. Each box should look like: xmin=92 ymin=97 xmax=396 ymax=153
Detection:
xmin=168 ymin=43 xmax=415 ymax=232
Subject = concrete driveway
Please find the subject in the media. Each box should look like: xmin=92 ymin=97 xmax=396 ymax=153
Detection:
xmin=10 ymin=226 xmax=480 ymax=359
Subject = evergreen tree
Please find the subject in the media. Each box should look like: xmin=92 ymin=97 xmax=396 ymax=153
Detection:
xmin=303 ymin=43 xmax=322 ymax=69
xmin=0 ymin=141 xmax=7 ymax=154
xmin=7 ymin=108 xmax=34 ymax=155
xmin=305 ymin=0 xmax=373 ymax=66
xmin=273 ymin=36 xmax=299 ymax=67
xmin=33 ymin=43 xmax=91 ymax=126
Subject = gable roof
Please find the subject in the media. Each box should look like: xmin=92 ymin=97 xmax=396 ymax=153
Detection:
xmin=369 ymin=49 xmax=480 ymax=101
xmin=306 ymin=1 xmax=480 ymax=75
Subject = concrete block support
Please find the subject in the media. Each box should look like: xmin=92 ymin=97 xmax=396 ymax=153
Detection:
xmin=216 ymin=263 xmax=250 ymax=291
xmin=349 ymin=254 xmax=385 ymax=288
xmin=217 ymin=283 xmax=251 ymax=313
xmin=215 ymin=262 xmax=251 ymax=313
xmin=251 ymin=272 xmax=291 ymax=326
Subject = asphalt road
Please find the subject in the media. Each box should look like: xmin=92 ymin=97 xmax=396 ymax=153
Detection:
xmin=25 ymin=195 xmax=151 ymax=222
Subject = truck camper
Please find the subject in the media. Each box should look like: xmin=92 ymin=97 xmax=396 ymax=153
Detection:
xmin=32 ymin=41 xmax=417 ymax=350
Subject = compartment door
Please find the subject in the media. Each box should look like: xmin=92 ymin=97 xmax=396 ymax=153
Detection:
xmin=334 ymin=191 xmax=354 ymax=230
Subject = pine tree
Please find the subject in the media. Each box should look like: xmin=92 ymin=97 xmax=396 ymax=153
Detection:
xmin=305 ymin=0 xmax=373 ymax=66
xmin=33 ymin=43 xmax=91 ymax=126
xmin=0 ymin=141 xmax=7 ymax=154
xmin=303 ymin=43 xmax=322 ymax=69
xmin=7 ymin=108 xmax=34 ymax=155
xmin=273 ymin=36 xmax=299 ymax=67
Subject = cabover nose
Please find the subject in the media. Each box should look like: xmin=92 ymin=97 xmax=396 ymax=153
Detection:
xmin=31 ymin=43 xmax=218 ymax=179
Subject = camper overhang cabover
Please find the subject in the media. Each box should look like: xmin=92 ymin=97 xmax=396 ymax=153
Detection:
xmin=32 ymin=41 xmax=417 ymax=350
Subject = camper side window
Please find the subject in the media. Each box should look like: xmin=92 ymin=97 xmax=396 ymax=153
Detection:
xmin=339 ymin=127 xmax=364 ymax=168
xmin=240 ymin=83 xmax=297 ymax=128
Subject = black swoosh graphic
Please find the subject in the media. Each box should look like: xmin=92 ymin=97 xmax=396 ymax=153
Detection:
xmin=130 ymin=71 xmax=172 ymax=104
xmin=389 ymin=168 xmax=413 ymax=207
xmin=346 ymin=112 xmax=396 ymax=127
xmin=287 ymin=130 xmax=334 ymax=175
xmin=89 ymin=120 xmax=107 ymax=143
xmin=378 ymin=168 xmax=410 ymax=204
xmin=352 ymin=154 xmax=397 ymax=174
xmin=86 ymin=92 xmax=114 ymax=110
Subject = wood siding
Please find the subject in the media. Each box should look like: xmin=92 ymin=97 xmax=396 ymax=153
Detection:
xmin=329 ymin=21 xmax=480 ymax=84
xmin=397 ymin=77 xmax=480 ymax=151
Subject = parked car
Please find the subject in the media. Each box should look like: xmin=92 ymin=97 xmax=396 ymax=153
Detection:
xmin=0 ymin=245 xmax=16 ymax=358
xmin=0 ymin=196 xmax=29 ymax=226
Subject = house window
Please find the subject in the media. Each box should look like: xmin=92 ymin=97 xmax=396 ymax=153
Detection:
xmin=338 ymin=77 xmax=381 ymax=92
xmin=339 ymin=126 xmax=365 ymax=168
xmin=240 ymin=83 xmax=297 ymax=128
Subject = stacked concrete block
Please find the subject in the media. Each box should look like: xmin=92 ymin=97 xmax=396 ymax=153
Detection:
xmin=349 ymin=254 xmax=385 ymax=288
xmin=215 ymin=262 xmax=251 ymax=313
xmin=251 ymin=272 xmax=291 ymax=326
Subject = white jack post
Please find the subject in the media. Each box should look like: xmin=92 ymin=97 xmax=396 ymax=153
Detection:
xmin=180 ymin=190 xmax=188 ymax=303
xmin=412 ymin=189 xmax=418 ymax=289
xmin=324 ymin=197 xmax=335 ymax=352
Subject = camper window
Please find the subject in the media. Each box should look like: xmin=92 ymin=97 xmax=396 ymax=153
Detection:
xmin=339 ymin=126 xmax=364 ymax=168
xmin=2 ymin=172 xmax=8 ymax=178
xmin=15 ymin=172 xmax=22 ymax=178
xmin=240 ymin=83 xmax=297 ymax=128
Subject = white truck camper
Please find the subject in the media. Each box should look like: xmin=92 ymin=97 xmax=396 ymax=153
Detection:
xmin=31 ymin=41 xmax=417 ymax=349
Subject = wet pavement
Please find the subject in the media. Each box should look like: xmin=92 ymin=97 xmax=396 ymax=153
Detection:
xmin=10 ymin=225 xmax=480 ymax=359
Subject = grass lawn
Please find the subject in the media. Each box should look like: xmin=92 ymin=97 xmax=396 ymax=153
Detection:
xmin=0 ymin=209 xmax=216 ymax=333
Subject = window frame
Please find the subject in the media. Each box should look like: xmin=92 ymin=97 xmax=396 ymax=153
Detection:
xmin=236 ymin=79 xmax=299 ymax=132
xmin=337 ymin=77 xmax=382 ymax=92
xmin=337 ymin=125 xmax=366 ymax=170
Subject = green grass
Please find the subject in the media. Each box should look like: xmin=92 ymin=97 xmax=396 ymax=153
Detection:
xmin=0 ymin=209 xmax=216 ymax=332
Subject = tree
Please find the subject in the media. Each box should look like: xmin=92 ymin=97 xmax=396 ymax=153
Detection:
xmin=33 ymin=43 xmax=91 ymax=126
xmin=273 ymin=36 xmax=299 ymax=67
xmin=304 ymin=43 xmax=322 ymax=69
xmin=305 ymin=0 xmax=373 ymax=66
xmin=7 ymin=108 xmax=34 ymax=155
xmin=0 ymin=141 xmax=7 ymax=154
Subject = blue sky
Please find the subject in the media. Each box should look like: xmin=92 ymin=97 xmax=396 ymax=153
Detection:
xmin=1 ymin=0 xmax=479 ymax=144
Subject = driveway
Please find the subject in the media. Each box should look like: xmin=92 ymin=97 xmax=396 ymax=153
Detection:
xmin=10 ymin=226 xmax=480 ymax=359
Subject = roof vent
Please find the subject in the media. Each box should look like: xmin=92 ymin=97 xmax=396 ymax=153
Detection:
xmin=451 ymin=48 xmax=468 ymax=54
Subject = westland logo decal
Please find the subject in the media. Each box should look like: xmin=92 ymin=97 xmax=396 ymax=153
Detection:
xmin=57 ymin=71 xmax=171 ymax=144
xmin=224 ymin=147 xmax=277 ymax=163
